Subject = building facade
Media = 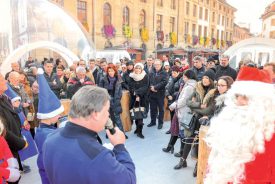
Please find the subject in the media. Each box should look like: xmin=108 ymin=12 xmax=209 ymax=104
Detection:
xmin=261 ymin=1 xmax=275 ymax=39
xmin=233 ymin=23 xmax=252 ymax=43
xmin=51 ymin=0 xmax=236 ymax=60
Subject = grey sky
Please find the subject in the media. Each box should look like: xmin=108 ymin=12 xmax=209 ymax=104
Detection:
xmin=227 ymin=0 xmax=273 ymax=34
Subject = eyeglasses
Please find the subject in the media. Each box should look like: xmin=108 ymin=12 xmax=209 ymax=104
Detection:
xmin=217 ymin=84 xmax=227 ymax=87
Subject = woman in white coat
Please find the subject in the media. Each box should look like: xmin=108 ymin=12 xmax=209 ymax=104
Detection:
xmin=162 ymin=70 xmax=197 ymax=154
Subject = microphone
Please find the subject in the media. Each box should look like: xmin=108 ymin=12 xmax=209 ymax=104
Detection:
xmin=105 ymin=118 xmax=116 ymax=135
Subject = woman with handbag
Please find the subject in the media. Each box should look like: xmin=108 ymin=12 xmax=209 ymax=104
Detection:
xmin=100 ymin=64 xmax=127 ymax=138
xmin=163 ymin=70 xmax=197 ymax=154
xmin=174 ymin=69 xmax=216 ymax=177
xmin=129 ymin=63 xmax=149 ymax=139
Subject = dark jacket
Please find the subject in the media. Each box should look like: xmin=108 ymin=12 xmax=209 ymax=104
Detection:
xmin=0 ymin=95 xmax=25 ymax=157
xmin=165 ymin=75 xmax=183 ymax=105
xmin=191 ymin=66 xmax=206 ymax=81
xmin=148 ymin=68 xmax=168 ymax=97
xmin=215 ymin=65 xmax=237 ymax=81
xmin=100 ymin=75 xmax=123 ymax=114
xmin=129 ymin=73 xmax=149 ymax=108
xmin=121 ymin=70 xmax=133 ymax=90
xmin=44 ymin=72 xmax=62 ymax=98
xmin=43 ymin=122 xmax=136 ymax=184
xmin=67 ymin=76 xmax=94 ymax=99
xmin=96 ymin=68 xmax=105 ymax=86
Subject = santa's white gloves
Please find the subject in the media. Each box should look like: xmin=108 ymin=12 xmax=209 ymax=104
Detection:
xmin=7 ymin=158 xmax=20 ymax=182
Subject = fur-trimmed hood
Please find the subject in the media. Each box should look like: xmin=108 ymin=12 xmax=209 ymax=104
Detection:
xmin=195 ymin=81 xmax=216 ymax=105
xmin=215 ymin=93 xmax=226 ymax=106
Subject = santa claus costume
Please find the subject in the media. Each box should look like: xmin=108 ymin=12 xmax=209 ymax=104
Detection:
xmin=0 ymin=119 xmax=21 ymax=183
xmin=204 ymin=66 xmax=275 ymax=184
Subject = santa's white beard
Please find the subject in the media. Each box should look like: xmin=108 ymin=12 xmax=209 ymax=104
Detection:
xmin=204 ymin=97 xmax=275 ymax=184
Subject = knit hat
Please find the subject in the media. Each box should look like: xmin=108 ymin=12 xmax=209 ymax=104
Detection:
xmin=171 ymin=65 xmax=180 ymax=72
xmin=4 ymin=84 xmax=21 ymax=103
xmin=134 ymin=63 xmax=144 ymax=70
xmin=37 ymin=68 xmax=64 ymax=119
xmin=126 ymin=60 xmax=134 ymax=66
xmin=203 ymin=69 xmax=216 ymax=81
xmin=228 ymin=66 xmax=273 ymax=98
xmin=163 ymin=61 xmax=170 ymax=67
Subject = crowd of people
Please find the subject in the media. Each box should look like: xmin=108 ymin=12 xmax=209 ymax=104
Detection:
xmin=1 ymin=52 xmax=275 ymax=183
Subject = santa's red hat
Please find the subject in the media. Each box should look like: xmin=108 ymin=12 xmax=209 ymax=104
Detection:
xmin=228 ymin=66 xmax=274 ymax=98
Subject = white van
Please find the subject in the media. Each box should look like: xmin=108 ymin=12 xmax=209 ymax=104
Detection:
xmin=224 ymin=37 xmax=275 ymax=69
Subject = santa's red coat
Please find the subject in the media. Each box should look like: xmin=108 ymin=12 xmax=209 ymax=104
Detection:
xmin=241 ymin=133 xmax=275 ymax=184
xmin=0 ymin=137 xmax=13 ymax=184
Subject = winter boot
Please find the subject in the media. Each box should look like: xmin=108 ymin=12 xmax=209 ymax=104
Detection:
xmin=174 ymin=158 xmax=187 ymax=170
xmin=174 ymin=140 xmax=185 ymax=157
xmin=136 ymin=124 xmax=144 ymax=139
xmin=162 ymin=136 xmax=177 ymax=154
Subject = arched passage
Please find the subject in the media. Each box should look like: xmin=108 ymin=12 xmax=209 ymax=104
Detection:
xmin=1 ymin=41 xmax=79 ymax=75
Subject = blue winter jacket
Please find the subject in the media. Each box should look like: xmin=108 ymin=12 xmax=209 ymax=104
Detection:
xmin=43 ymin=122 xmax=136 ymax=184
xmin=35 ymin=123 xmax=56 ymax=184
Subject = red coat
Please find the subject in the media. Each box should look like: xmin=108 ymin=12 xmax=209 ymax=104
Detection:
xmin=241 ymin=133 xmax=275 ymax=184
xmin=0 ymin=137 xmax=13 ymax=184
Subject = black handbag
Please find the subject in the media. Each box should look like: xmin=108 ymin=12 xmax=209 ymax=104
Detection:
xmin=130 ymin=101 xmax=147 ymax=120
xmin=179 ymin=111 xmax=196 ymax=131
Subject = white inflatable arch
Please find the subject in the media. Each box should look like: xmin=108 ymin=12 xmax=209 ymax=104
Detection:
xmin=1 ymin=41 xmax=79 ymax=75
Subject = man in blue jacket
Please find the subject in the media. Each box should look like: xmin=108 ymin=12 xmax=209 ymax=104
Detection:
xmin=43 ymin=86 xmax=136 ymax=184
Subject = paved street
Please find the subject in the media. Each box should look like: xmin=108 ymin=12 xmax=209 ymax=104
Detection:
xmin=20 ymin=118 xmax=196 ymax=184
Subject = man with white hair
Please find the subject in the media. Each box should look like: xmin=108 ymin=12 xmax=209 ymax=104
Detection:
xmin=67 ymin=66 xmax=94 ymax=99
xmin=204 ymin=66 xmax=275 ymax=184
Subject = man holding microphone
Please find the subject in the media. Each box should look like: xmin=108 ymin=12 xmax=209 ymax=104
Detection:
xmin=43 ymin=86 xmax=136 ymax=184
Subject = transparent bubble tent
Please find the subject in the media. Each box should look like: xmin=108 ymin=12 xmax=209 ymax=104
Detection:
xmin=0 ymin=0 xmax=95 ymax=74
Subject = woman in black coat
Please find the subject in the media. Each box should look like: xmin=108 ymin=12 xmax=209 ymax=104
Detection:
xmin=129 ymin=63 xmax=149 ymax=139
xmin=99 ymin=64 xmax=125 ymax=135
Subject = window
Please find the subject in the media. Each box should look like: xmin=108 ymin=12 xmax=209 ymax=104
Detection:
xmin=226 ymin=32 xmax=228 ymax=40
xmin=230 ymin=33 xmax=232 ymax=40
xmin=270 ymin=30 xmax=275 ymax=38
xmin=217 ymin=14 xmax=220 ymax=25
xmin=186 ymin=2 xmax=190 ymax=15
xmin=198 ymin=25 xmax=202 ymax=37
xmin=123 ymin=6 xmax=130 ymax=25
xmin=193 ymin=4 xmax=197 ymax=17
xmin=226 ymin=18 xmax=229 ymax=27
xmin=157 ymin=0 xmax=163 ymax=7
xmin=213 ymin=2 xmax=216 ymax=8
xmin=212 ymin=12 xmax=215 ymax=23
xmin=205 ymin=9 xmax=208 ymax=21
xmin=103 ymin=3 xmax=111 ymax=25
xmin=140 ymin=0 xmax=146 ymax=2
xmin=156 ymin=14 xmax=163 ymax=31
xmin=221 ymin=31 xmax=224 ymax=40
xmin=219 ymin=4 xmax=221 ymax=10
xmin=211 ymin=28 xmax=214 ymax=38
xmin=204 ymin=26 xmax=207 ymax=37
xmin=184 ymin=22 xmax=189 ymax=34
xmin=217 ymin=30 xmax=219 ymax=39
xmin=139 ymin=10 xmax=146 ymax=28
xmin=192 ymin=24 xmax=196 ymax=35
xmin=170 ymin=17 xmax=175 ymax=32
xmin=271 ymin=19 xmax=275 ymax=26
xmin=199 ymin=7 xmax=203 ymax=19
xmin=171 ymin=0 xmax=176 ymax=9
xmin=77 ymin=1 xmax=87 ymax=23
xmin=206 ymin=0 xmax=209 ymax=5
xmin=222 ymin=16 xmax=224 ymax=26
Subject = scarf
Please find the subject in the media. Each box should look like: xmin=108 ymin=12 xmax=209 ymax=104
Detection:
xmin=129 ymin=71 xmax=146 ymax=81
xmin=107 ymin=76 xmax=117 ymax=90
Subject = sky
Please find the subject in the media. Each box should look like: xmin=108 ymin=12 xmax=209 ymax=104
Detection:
xmin=227 ymin=0 xmax=273 ymax=34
